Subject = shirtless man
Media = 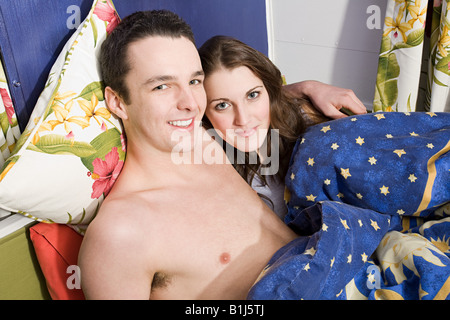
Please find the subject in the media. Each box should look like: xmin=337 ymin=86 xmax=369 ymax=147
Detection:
xmin=78 ymin=10 xmax=298 ymax=300
xmin=78 ymin=10 xmax=366 ymax=299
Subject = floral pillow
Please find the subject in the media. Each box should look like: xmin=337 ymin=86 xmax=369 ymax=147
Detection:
xmin=0 ymin=0 xmax=123 ymax=228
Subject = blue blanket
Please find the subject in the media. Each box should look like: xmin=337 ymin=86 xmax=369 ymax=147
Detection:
xmin=248 ymin=112 xmax=450 ymax=300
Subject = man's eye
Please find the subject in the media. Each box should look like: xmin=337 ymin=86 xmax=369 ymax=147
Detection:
xmin=190 ymin=79 xmax=202 ymax=85
xmin=154 ymin=84 xmax=168 ymax=91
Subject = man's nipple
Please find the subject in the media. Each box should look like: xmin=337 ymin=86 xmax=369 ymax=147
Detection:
xmin=219 ymin=252 xmax=231 ymax=264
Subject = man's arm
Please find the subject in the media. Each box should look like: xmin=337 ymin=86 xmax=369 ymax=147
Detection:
xmin=78 ymin=210 xmax=153 ymax=299
xmin=283 ymin=80 xmax=367 ymax=119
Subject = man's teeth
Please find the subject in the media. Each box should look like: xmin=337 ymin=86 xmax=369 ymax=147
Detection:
xmin=169 ymin=119 xmax=193 ymax=127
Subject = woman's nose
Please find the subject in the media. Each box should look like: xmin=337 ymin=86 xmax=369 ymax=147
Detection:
xmin=234 ymin=105 xmax=250 ymax=126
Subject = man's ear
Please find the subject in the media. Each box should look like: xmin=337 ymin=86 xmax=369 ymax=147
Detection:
xmin=105 ymin=86 xmax=128 ymax=120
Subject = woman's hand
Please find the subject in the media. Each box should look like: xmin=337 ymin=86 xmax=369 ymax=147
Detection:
xmin=283 ymin=80 xmax=367 ymax=119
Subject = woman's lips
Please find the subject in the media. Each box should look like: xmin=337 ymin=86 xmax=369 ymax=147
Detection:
xmin=234 ymin=126 xmax=257 ymax=137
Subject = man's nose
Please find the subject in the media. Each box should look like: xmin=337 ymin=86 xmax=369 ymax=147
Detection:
xmin=177 ymin=87 xmax=197 ymax=111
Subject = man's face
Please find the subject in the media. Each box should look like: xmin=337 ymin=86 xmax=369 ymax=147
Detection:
xmin=123 ymin=36 xmax=206 ymax=154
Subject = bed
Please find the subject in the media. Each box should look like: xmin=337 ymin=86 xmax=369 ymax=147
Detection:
xmin=0 ymin=0 xmax=268 ymax=300
xmin=0 ymin=0 xmax=449 ymax=300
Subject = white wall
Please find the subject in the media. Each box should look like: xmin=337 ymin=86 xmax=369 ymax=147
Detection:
xmin=267 ymin=0 xmax=387 ymax=110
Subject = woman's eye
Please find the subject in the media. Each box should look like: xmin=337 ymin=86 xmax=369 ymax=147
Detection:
xmin=248 ymin=91 xmax=260 ymax=99
xmin=154 ymin=84 xmax=168 ymax=91
xmin=215 ymin=102 xmax=231 ymax=111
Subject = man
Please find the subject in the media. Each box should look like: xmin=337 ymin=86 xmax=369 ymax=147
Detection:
xmin=78 ymin=10 xmax=365 ymax=299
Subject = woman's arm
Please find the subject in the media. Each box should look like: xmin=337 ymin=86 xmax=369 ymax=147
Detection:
xmin=283 ymin=80 xmax=367 ymax=119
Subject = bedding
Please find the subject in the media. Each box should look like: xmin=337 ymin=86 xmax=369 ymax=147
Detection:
xmin=248 ymin=112 xmax=450 ymax=300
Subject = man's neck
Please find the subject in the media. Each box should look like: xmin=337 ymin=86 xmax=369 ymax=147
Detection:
xmin=119 ymin=129 xmax=230 ymax=189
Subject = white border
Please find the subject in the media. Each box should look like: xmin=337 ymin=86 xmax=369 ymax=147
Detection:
xmin=265 ymin=0 xmax=275 ymax=60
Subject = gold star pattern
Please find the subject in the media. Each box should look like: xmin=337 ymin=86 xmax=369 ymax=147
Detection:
xmin=355 ymin=136 xmax=365 ymax=146
xmin=410 ymin=132 xmax=419 ymax=137
xmin=337 ymin=193 xmax=344 ymax=199
xmin=290 ymin=172 xmax=295 ymax=180
xmin=426 ymin=112 xmax=437 ymax=117
xmin=322 ymin=224 xmax=329 ymax=232
xmin=347 ymin=254 xmax=352 ymax=263
xmin=351 ymin=117 xmax=357 ymax=122
xmin=304 ymin=247 xmax=317 ymax=256
xmin=368 ymin=156 xmax=377 ymax=165
xmin=370 ymin=219 xmax=380 ymax=231
xmin=330 ymin=257 xmax=335 ymax=267
xmin=427 ymin=143 xmax=434 ymax=149
xmin=386 ymin=134 xmax=393 ymax=138
xmin=397 ymin=209 xmax=405 ymax=215
xmin=340 ymin=218 xmax=350 ymax=230
xmin=393 ymin=149 xmax=406 ymax=158
xmin=324 ymin=179 xmax=331 ymax=185
xmin=374 ymin=113 xmax=385 ymax=120
xmin=321 ymin=125 xmax=331 ymax=133
xmin=331 ymin=143 xmax=339 ymax=150
xmin=408 ymin=174 xmax=417 ymax=182
xmin=380 ymin=185 xmax=390 ymax=196
xmin=303 ymin=263 xmax=310 ymax=271
xmin=356 ymin=193 xmax=363 ymax=199
xmin=358 ymin=219 xmax=363 ymax=227
xmin=306 ymin=194 xmax=317 ymax=202
xmin=340 ymin=168 xmax=351 ymax=179
xmin=361 ymin=252 xmax=368 ymax=263
xmin=307 ymin=158 xmax=315 ymax=166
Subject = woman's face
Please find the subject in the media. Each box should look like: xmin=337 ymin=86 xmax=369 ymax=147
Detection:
xmin=204 ymin=66 xmax=271 ymax=153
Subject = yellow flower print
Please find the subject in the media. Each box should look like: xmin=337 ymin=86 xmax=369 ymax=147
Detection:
xmin=47 ymin=98 xmax=90 ymax=133
xmin=77 ymin=93 xmax=111 ymax=127
xmin=0 ymin=161 xmax=15 ymax=182
xmin=383 ymin=9 xmax=413 ymax=43
xmin=437 ymin=25 xmax=450 ymax=57
xmin=408 ymin=0 xmax=427 ymax=26
xmin=53 ymin=90 xmax=77 ymax=101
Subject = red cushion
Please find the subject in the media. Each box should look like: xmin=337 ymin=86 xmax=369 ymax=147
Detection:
xmin=29 ymin=223 xmax=85 ymax=300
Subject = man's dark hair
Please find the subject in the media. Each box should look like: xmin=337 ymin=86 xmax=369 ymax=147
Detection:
xmin=100 ymin=10 xmax=195 ymax=103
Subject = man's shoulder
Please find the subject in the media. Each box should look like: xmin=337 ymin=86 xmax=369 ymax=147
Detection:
xmin=85 ymin=194 xmax=160 ymax=244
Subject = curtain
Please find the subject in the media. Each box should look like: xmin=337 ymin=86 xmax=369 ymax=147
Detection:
xmin=374 ymin=0 xmax=450 ymax=112
xmin=0 ymin=63 xmax=20 ymax=169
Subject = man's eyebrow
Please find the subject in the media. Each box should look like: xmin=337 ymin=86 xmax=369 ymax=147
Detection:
xmin=142 ymin=70 xmax=204 ymax=87
xmin=142 ymin=75 xmax=175 ymax=87
xmin=192 ymin=70 xmax=205 ymax=78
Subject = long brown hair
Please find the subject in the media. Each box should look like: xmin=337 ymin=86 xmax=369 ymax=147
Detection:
xmin=199 ymin=36 xmax=325 ymax=184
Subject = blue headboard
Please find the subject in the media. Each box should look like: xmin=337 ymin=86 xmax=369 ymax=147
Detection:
xmin=0 ymin=0 xmax=268 ymax=131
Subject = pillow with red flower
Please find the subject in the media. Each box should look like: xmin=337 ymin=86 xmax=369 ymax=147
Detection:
xmin=0 ymin=0 xmax=124 ymax=229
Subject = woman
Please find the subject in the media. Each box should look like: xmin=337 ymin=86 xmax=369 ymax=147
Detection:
xmin=199 ymin=36 xmax=366 ymax=219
